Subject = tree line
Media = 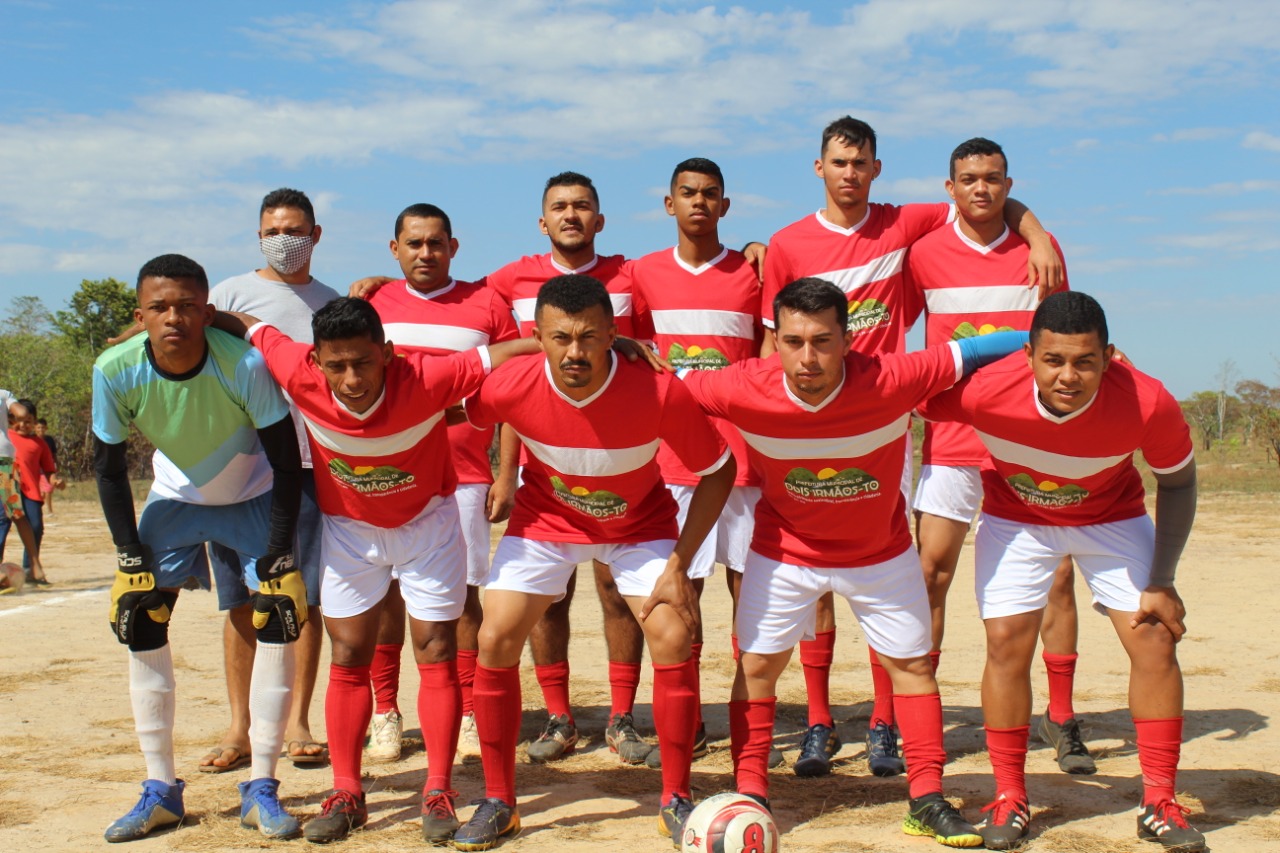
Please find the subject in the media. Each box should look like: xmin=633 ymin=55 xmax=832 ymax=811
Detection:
xmin=0 ymin=280 xmax=155 ymax=480
xmin=1181 ymin=360 xmax=1280 ymax=464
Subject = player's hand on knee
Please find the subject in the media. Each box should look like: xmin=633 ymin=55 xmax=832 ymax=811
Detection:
xmin=1131 ymin=585 xmax=1187 ymax=642
xmin=109 ymin=543 xmax=171 ymax=644
xmin=640 ymin=564 xmax=699 ymax=636
xmin=253 ymin=551 xmax=307 ymax=642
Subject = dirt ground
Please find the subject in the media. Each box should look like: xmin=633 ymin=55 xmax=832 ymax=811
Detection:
xmin=2 ymin=493 xmax=1278 ymax=852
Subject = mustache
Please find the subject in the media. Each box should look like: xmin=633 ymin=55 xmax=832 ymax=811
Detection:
xmin=559 ymin=359 xmax=591 ymax=371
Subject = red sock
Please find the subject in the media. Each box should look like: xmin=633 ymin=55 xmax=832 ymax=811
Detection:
xmin=929 ymin=650 xmax=941 ymax=674
xmin=370 ymin=644 xmax=401 ymax=714
xmin=985 ymin=725 xmax=1030 ymax=803
xmin=652 ymin=658 xmax=698 ymax=799
xmin=1135 ymin=717 xmax=1183 ymax=806
xmin=418 ymin=661 xmax=460 ymax=792
xmin=535 ymin=660 xmax=573 ymax=722
xmin=729 ymin=697 xmax=776 ymax=801
xmin=473 ymin=664 xmax=521 ymax=804
xmin=868 ymin=645 xmax=895 ymax=727
xmin=457 ymin=649 xmax=478 ymax=717
xmin=608 ymin=661 xmax=641 ymax=718
xmin=894 ymin=693 xmax=946 ymax=799
xmin=799 ymin=629 xmax=836 ymax=728
xmin=690 ymin=642 xmax=704 ymax=730
xmin=326 ymin=663 xmax=372 ymax=794
xmin=730 ymin=634 xmax=740 ymax=662
xmin=1042 ymin=652 xmax=1078 ymax=723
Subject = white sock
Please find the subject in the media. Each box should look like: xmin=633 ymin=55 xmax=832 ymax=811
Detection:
xmin=249 ymin=641 xmax=296 ymax=780
xmin=129 ymin=646 xmax=177 ymax=785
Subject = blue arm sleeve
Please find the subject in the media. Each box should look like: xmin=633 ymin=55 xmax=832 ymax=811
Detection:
xmin=957 ymin=330 xmax=1029 ymax=376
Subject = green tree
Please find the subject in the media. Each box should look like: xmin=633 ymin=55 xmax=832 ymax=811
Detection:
xmin=52 ymin=277 xmax=136 ymax=351
xmin=4 ymin=295 xmax=53 ymax=336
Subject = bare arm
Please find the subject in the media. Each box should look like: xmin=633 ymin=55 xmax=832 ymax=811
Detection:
xmin=349 ymin=276 xmax=394 ymax=300
xmin=486 ymin=424 xmax=519 ymax=523
xmin=1003 ymin=198 xmax=1064 ymax=298
xmin=210 ymin=310 xmax=261 ymax=339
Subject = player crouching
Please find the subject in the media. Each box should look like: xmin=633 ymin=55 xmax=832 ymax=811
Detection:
xmin=456 ymin=275 xmax=735 ymax=850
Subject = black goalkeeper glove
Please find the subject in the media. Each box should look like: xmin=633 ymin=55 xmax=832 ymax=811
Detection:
xmin=109 ymin=543 xmax=170 ymax=644
xmin=252 ymin=550 xmax=307 ymax=642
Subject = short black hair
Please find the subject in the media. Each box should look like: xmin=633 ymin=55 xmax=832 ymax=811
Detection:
xmin=312 ymin=297 xmax=386 ymax=346
xmin=949 ymin=137 xmax=1008 ymax=180
xmin=773 ymin=277 xmax=849 ymax=331
xmin=1031 ymin=291 xmax=1109 ymax=349
xmin=543 ymin=171 xmax=599 ymax=207
xmin=670 ymin=157 xmax=725 ymax=193
xmin=260 ymin=187 xmax=316 ymax=227
xmin=395 ymin=203 xmax=453 ymax=239
xmin=535 ymin=274 xmax=613 ymax=322
xmin=136 ymin=254 xmax=209 ymax=296
xmin=15 ymin=399 xmax=36 ymax=419
xmin=821 ymin=116 xmax=877 ymax=158
xmin=36 ymin=418 xmax=47 ymax=427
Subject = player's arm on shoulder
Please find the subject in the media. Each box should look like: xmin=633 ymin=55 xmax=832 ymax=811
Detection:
xmin=349 ymin=276 xmax=394 ymax=300
xmin=1003 ymin=198 xmax=1063 ymax=298
xmin=742 ymin=241 xmax=767 ymax=283
xmin=1131 ymin=459 xmax=1196 ymax=642
xmin=210 ymin=310 xmax=261 ymax=339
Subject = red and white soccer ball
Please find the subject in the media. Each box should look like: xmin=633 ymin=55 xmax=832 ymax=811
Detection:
xmin=681 ymin=792 xmax=779 ymax=853
xmin=0 ymin=562 xmax=24 ymax=595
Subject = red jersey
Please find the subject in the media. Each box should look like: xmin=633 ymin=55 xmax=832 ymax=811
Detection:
xmin=684 ymin=343 xmax=963 ymax=568
xmin=8 ymin=431 xmax=55 ymax=502
xmin=919 ymin=355 xmax=1193 ymax=527
xmin=762 ymin=203 xmax=953 ymax=355
xmin=466 ymin=354 xmax=729 ymax=544
xmin=904 ymin=224 xmax=1068 ymax=466
xmin=630 ymin=247 xmax=762 ymax=487
xmin=370 ymin=279 xmax=519 ymax=485
xmin=251 ymin=324 xmax=490 ymax=528
xmin=481 ymin=252 xmax=634 ymax=338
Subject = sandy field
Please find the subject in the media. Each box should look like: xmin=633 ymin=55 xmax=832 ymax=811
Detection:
xmin=1 ymin=493 xmax=1278 ymax=852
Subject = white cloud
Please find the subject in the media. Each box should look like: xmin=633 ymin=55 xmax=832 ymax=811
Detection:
xmin=1158 ymin=180 xmax=1280 ymax=196
xmin=879 ymin=177 xmax=948 ymax=201
xmin=1150 ymin=127 xmax=1233 ymax=142
xmin=1243 ymin=131 xmax=1280 ymax=153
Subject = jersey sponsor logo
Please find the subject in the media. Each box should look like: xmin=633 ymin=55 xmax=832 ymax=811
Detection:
xmin=847 ymin=298 xmax=890 ymax=334
xmin=949 ymin=321 xmax=1014 ymax=340
xmin=328 ymin=458 xmax=417 ymax=495
xmin=1006 ymin=472 xmax=1089 ymax=508
xmin=666 ymin=342 xmax=730 ymax=370
xmin=549 ymin=476 xmax=628 ymax=519
xmin=783 ymin=466 xmax=881 ymax=503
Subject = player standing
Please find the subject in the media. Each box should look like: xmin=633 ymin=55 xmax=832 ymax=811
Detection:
xmin=92 ymin=254 xmax=305 ymax=842
xmin=222 ymin=297 xmax=537 ymax=844
xmin=454 ymin=275 xmax=735 ymax=850
xmin=904 ymin=139 xmax=1094 ymax=774
xmin=629 ymin=157 xmax=764 ymax=767
xmin=363 ymin=203 xmax=519 ymax=765
xmin=682 ymin=278 xmax=1026 ymax=848
xmin=200 ymin=187 xmax=337 ymax=772
xmin=758 ymin=116 xmax=1063 ymax=778
xmin=920 ymin=291 xmax=1201 ymax=850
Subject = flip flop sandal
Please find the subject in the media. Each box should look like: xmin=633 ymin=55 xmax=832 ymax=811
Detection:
xmin=198 ymin=745 xmax=251 ymax=773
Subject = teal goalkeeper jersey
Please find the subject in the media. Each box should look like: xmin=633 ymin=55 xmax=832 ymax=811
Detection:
xmin=92 ymin=328 xmax=290 ymax=505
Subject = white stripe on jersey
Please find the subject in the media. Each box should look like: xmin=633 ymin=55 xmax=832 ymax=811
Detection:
xmin=514 ymin=295 xmax=632 ymax=324
xmin=816 ymin=248 xmax=907 ymax=298
xmin=923 ymin=285 xmax=1040 ymax=315
xmin=739 ymin=414 xmax=910 ymax=461
xmin=975 ymin=431 xmax=1131 ymax=479
xmin=651 ymin=309 xmax=755 ymax=340
xmin=383 ymin=323 xmax=490 ymax=352
xmin=519 ymin=434 xmax=660 ymax=477
xmin=301 ymin=410 xmax=445 ymax=456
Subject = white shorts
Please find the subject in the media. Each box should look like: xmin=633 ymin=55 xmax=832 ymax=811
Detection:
xmin=736 ymin=547 xmax=932 ymax=658
xmin=454 ymin=483 xmax=493 ymax=586
xmin=320 ymin=495 xmax=466 ymax=622
xmin=913 ymin=464 xmax=982 ymax=524
xmin=974 ymin=513 xmax=1155 ymax=619
xmin=486 ymin=537 xmax=677 ymax=600
xmin=670 ymin=484 xmax=761 ymax=578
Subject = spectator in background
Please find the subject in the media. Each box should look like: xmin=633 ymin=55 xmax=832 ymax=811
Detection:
xmin=2 ymin=400 xmax=55 ymax=583
xmin=34 ymin=418 xmax=64 ymax=516
xmin=0 ymin=389 xmax=44 ymax=583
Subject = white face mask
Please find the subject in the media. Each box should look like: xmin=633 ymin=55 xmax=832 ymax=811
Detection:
xmin=260 ymin=233 xmax=315 ymax=275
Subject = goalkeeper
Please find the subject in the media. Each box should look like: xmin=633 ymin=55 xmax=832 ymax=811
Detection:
xmin=93 ymin=254 xmax=304 ymax=843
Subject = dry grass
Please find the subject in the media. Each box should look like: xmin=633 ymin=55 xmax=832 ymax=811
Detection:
xmin=1226 ymin=774 xmax=1280 ymax=808
xmin=0 ymin=800 xmax=35 ymax=829
xmin=1249 ymin=677 xmax=1280 ymax=693
xmin=1033 ymin=827 xmax=1139 ymax=852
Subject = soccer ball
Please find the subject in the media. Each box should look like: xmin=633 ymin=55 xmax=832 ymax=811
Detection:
xmin=0 ymin=562 xmax=24 ymax=595
xmin=680 ymin=792 xmax=779 ymax=853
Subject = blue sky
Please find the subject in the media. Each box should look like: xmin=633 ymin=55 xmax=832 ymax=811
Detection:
xmin=2 ymin=0 xmax=1277 ymax=396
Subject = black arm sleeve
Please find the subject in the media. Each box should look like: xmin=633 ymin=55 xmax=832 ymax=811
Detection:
xmin=93 ymin=436 xmax=140 ymax=547
xmin=257 ymin=414 xmax=302 ymax=555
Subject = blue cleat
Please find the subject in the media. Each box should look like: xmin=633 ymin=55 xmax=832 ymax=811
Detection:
xmin=104 ymin=779 xmax=185 ymax=843
xmin=239 ymin=777 xmax=301 ymax=839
